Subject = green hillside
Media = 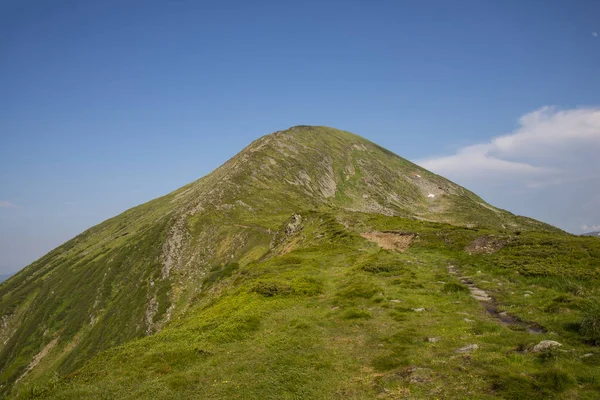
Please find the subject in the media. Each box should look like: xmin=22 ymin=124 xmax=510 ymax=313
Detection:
xmin=1 ymin=126 xmax=598 ymax=399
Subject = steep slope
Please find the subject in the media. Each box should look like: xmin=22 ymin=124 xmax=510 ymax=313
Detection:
xmin=1 ymin=126 xmax=582 ymax=399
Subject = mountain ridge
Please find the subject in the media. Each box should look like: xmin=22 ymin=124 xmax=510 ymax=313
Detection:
xmin=3 ymin=126 xmax=597 ymax=400
xmin=582 ymin=231 xmax=600 ymax=237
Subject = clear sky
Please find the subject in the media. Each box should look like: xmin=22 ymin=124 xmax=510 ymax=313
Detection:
xmin=2 ymin=0 xmax=600 ymax=274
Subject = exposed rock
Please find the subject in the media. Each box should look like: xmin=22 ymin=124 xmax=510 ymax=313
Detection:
xmin=285 ymin=213 xmax=303 ymax=235
xmin=469 ymin=287 xmax=492 ymax=302
xmin=532 ymin=340 xmax=562 ymax=353
xmin=456 ymin=344 xmax=479 ymax=353
xmin=145 ymin=296 xmax=159 ymax=335
xmin=412 ymin=308 xmax=426 ymax=312
xmin=466 ymin=236 xmax=509 ymax=255
xmin=427 ymin=337 xmax=441 ymax=343
xmin=407 ymin=367 xmax=432 ymax=383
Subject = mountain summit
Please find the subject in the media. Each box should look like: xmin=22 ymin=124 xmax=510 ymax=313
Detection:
xmin=2 ymin=126 xmax=598 ymax=399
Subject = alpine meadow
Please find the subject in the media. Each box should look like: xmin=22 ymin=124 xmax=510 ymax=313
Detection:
xmin=1 ymin=126 xmax=600 ymax=399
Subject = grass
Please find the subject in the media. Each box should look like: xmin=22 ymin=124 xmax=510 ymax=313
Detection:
xmin=580 ymin=299 xmax=600 ymax=344
xmin=1 ymin=126 xmax=599 ymax=399
xmin=6 ymin=211 xmax=599 ymax=399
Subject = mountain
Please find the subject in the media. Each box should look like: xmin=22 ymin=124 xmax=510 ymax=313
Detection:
xmin=582 ymin=231 xmax=600 ymax=237
xmin=1 ymin=126 xmax=598 ymax=399
xmin=0 ymin=274 xmax=14 ymax=284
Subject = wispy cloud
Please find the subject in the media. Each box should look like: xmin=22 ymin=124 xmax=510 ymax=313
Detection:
xmin=416 ymin=106 xmax=600 ymax=232
xmin=593 ymin=32 xmax=598 ymax=37
xmin=582 ymin=224 xmax=600 ymax=232
xmin=0 ymin=201 xmax=17 ymax=208
xmin=418 ymin=106 xmax=600 ymax=188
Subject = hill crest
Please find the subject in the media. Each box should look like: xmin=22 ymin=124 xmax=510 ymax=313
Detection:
xmin=0 ymin=126 xmax=563 ymax=397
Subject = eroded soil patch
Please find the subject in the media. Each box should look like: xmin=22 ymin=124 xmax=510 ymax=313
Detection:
xmin=362 ymin=231 xmax=415 ymax=252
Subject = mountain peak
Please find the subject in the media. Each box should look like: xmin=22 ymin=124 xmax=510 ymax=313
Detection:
xmin=0 ymin=126 xmax=559 ymax=396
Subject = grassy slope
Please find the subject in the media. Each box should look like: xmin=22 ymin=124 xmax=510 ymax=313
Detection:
xmin=15 ymin=212 xmax=600 ymax=400
xmin=0 ymin=126 xmax=584 ymax=398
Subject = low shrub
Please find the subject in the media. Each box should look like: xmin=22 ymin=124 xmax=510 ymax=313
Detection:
xmin=337 ymin=279 xmax=380 ymax=299
xmin=204 ymin=263 xmax=239 ymax=287
xmin=252 ymin=281 xmax=294 ymax=296
xmin=580 ymin=298 xmax=600 ymax=344
xmin=442 ymin=283 xmax=469 ymax=293
xmin=342 ymin=308 xmax=372 ymax=320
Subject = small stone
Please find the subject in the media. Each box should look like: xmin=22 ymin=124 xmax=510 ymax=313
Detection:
xmin=524 ymin=294 xmax=531 ymax=297
xmin=428 ymin=337 xmax=441 ymax=343
xmin=456 ymin=344 xmax=479 ymax=353
xmin=581 ymin=353 xmax=594 ymax=358
xmin=390 ymin=299 xmax=403 ymax=303
xmin=532 ymin=340 xmax=562 ymax=353
xmin=463 ymin=318 xmax=474 ymax=323
xmin=412 ymin=308 xmax=426 ymax=312
xmin=408 ymin=367 xmax=432 ymax=383
xmin=476 ymin=270 xmax=482 ymax=274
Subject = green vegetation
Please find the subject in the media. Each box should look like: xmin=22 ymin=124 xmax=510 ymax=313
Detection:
xmin=581 ymin=300 xmax=600 ymax=344
xmin=0 ymin=126 xmax=598 ymax=399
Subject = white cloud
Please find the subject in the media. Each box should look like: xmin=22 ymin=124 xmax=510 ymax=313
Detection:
xmin=419 ymin=107 xmax=600 ymax=187
xmin=593 ymin=32 xmax=598 ymax=37
xmin=0 ymin=201 xmax=16 ymax=208
xmin=416 ymin=106 xmax=600 ymax=233
xmin=582 ymin=224 xmax=600 ymax=232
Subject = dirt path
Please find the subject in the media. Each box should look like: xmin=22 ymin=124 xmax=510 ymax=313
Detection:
xmin=447 ymin=265 xmax=543 ymax=334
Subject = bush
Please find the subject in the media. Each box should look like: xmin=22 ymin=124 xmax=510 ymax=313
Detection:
xmin=442 ymin=283 xmax=469 ymax=293
xmin=337 ymin=279 xmax=380 ymax=299
xmin=203 ymin=263 xmax=239 ymax=287
xmin=535 ymin=367 xmax=576 ymax=393
xmin=371 ymin=352 xmax=404 ymax=371
xmin=580 ymin=299 xmax=600 ymax=343
xmin=252 ymin=281 xmax=294 ymax=297
xmin=342 ymin=308 xmax=372 ymax=320
xmin=291 ymin=276 xmax=323 ymax=295
xmin=359 ymin=263 xmax=395 ymax=273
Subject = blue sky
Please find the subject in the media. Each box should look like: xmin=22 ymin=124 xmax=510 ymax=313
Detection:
xmin=1 ymin=0 xmax=600 ymax=273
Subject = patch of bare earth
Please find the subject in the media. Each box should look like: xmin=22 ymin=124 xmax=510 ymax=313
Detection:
xmin=466 ymin=236 xmax=509 ymax=255
xmin=16 ymin=336 xmax=59 ymax=383
xmin=361 ymin=231 xmax=415 ymax=252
